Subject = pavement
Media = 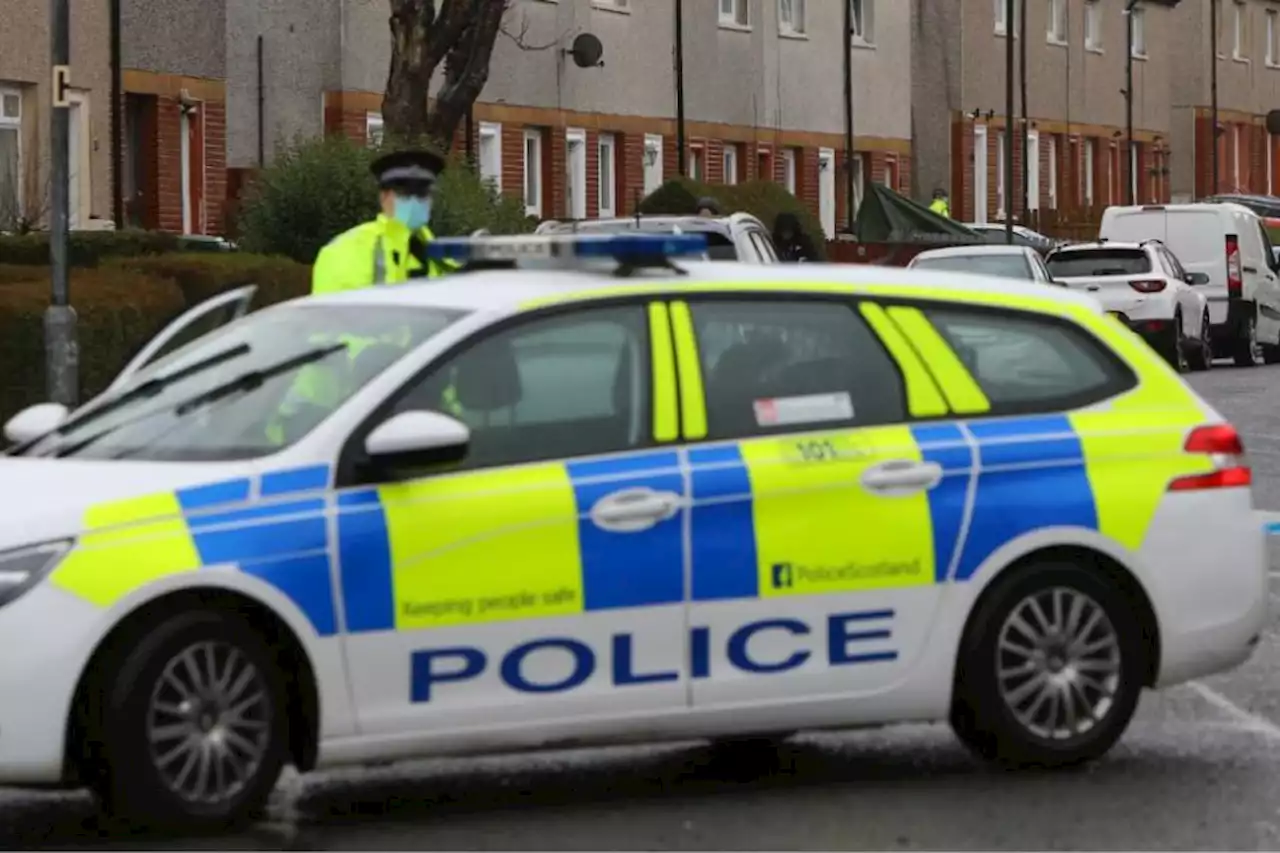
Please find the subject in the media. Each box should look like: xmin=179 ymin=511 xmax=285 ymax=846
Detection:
xmin=9 ymin=362 xmax=1280 ymax=850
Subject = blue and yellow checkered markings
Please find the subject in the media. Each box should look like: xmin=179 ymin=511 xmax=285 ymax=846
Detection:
xmin=687 ymin=444 xmax=759 ymax=601
xmin=908 ymin=422 xmax=974 ymax=584
xmin=952 ymin=415 xmax=1099 ymax=582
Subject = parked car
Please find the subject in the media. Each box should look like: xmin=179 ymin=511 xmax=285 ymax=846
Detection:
xmin=1099 ymin=203 xmax=1280 ymax=366
xmin=906 ymin=244 xmax=1056 ymax=283
xmin=963 ymin=223 xmax=1061 ymax=253
xmin=536 ymin=213 xmax=779 ymax=263
xmin=1045 ymin=240 xmax=1212 ymax=372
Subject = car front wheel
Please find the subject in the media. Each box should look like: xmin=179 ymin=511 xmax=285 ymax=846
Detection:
xmin=92 ymin=609 xmax=289 ymax=832
xmin=950 ymin=561 xmax=1145 ymax=769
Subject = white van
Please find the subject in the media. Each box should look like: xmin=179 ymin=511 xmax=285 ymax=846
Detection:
xmin=1098 ymin=203 xmax=1280 ymax=366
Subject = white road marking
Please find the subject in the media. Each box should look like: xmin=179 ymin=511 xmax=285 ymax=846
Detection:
xmin=1185 ymin=681 xmax=1280 ymax=740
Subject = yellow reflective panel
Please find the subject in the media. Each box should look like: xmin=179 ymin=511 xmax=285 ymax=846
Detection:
xmin=50 ymin=492 xmax=201 ymax=607
xmin=668 ymin=300 xmax=708 ymax=441
xmin=886 ymin=306 xmax=991 ymax=415
xmin=380 ymin=463 xmax=582 ymax=630
xmin=648 ymin=302 xmax=679 ymax=443
xmin=741 ymin=425 xmax=936 ymax=596
xmin=858 ymin=302 xmax=950 ymax=418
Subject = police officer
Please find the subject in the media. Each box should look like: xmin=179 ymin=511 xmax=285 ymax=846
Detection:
xmin=312 ymin=148 xmax=458 ymax=293
xmin=929 ymin=188 xmax=951 ymax=219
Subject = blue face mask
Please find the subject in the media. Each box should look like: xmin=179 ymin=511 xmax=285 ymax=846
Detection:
xmin=393 ymin=195 xmax=432 ymax=230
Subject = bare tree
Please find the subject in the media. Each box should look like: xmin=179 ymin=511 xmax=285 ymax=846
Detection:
xmin=0 ymin=128 xmax=50 ymax=234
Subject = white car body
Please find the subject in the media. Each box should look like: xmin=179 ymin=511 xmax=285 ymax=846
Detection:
xmin=0 ymin=258 xmax=1264 ymax=804
xmin=536 ymin=213 xmax=780 ymax=263
xmin=907 ymin=244 xmax=1055 ymax=283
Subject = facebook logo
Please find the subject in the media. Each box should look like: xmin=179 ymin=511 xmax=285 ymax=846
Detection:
xmin=771 ymin=562 xmax=794 ymax=589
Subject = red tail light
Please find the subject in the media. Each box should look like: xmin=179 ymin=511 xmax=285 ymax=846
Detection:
xmin=1226 ymin=235 xmax=1242 ymax=296
xmin=1168 ymin=424 xmax=1251 ymax=491
xmin=1129 ymin=279 xmax=1167 ymax=293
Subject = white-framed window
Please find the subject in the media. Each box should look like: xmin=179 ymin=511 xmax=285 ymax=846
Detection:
xmin=996 ymin=130 xmax=1007 ymax=217
xmin=994 ymin=0 xmax=1018 ymax=36
xmin=757 ymin=147 xmax=773 ymax=182
xmin=1047 ymin=134 xmax=1058 ymax=209
xmin=597 ymin=132 xmax=617 ymax=218
xmin=1084 ymin=1 xmax=1102 ymax=50
xmin=1268 ymin=8 xmax=1279 ymax=66
xmin=565 ymin=128 xmax=587 ymax=219
xmin=851 ymin=152 xmax=866 ymax=217
xmin=688 ymin=144 xmax=704 ymax=180
xmin=1028 ymin=129 xmax=1041 ymax=211
xmin=365 ymin=111 xmax=383 ymax=148
xmin=782 ymin=148 xmax=797 ymax=194
xmin=780 ymin=0 xmax=805 ymax=34
xmin=851 ymin=0 xmax=874 ymax=44
xmin=1084 ymin=138 xmax=1095 ymax=206
xmin=523 ymin=128 xmax=543 ymax=217
xmin=1047 ymin=0 xmax=1067 ymax=43
xmin=723 ymin=143 xmax=739 ymax=185
xmin=719 ymin=0 xmax=748 ymax=27
xmin=643 ymin=134 xmax=663 ymax=194
xmin=0 ymin=86 xmax=21 ymax=228
xmin=1233 ymin=0 xmax=1246 ymax=60
xmin=478 ymin=122 xmax=501 ymax=190
xmin=1130 ymin=6 xmax=1146 ymax=57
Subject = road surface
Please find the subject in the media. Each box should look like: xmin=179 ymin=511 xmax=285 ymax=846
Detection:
xmin=7 ymin=363 xmax=1280 ymax=850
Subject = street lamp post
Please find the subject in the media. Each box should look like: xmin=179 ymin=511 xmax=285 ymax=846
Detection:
xmin=46 ymin=0 xmax=78 ymax=407
xmin=1211 ymin=0 xmax=1219 ymax=193
xmin=674 ymin=0 xmax=686 ymax=177
xmin=1004 ymin=0 xmax=1015 ymax=244
xmin=1125 ymin=0 xmax=1137 ymax=206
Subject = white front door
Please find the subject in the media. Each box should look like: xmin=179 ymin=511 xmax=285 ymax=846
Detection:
xmin=1028 ymin=131 xmax=1041 ymax=213
xmin=818 ymin=148 xmax=836 ymax=238
xmin=566 ymin=129 xmax=586 ymax=220
xmin=180 ymin=110 xmax=191 ymax=233
xmin=66 ymin=98 xmax=83 ymax=228
xmin=974 ymin=125 xmax=989 ymax=225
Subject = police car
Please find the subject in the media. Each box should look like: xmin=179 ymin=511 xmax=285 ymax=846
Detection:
xmin=0 ymin=233 xmax=1266 ymax=831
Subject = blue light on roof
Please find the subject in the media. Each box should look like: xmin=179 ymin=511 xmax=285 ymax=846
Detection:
xmin=422 ymin=232 xmax=709 ymax=263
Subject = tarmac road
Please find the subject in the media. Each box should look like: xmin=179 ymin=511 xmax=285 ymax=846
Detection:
xmin=6 ymin=363 xmax=1280 ymax=850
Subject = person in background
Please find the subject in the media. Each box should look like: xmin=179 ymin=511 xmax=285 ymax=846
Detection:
xmin=772 ymin=211 xmax=817 ymax=263
xmin=929 ymin=187 xmax=951 ymax=218
xmin=696 ymin=196 xmax=722 ymax=217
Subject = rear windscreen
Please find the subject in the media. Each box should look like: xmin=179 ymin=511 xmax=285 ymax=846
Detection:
xmin=910 ymin=254 xmax=1032 ymax=280
xmin=1047 ymin=249 xmax=1151 ymax=277
xmin=704 ymin=233 xmax=738 ymax=260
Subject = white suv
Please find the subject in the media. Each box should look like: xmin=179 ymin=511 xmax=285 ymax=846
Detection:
xmin=536 ymin=213 xmax=780 ymax=263
xmin=1045 ymin=240 xmax=1213 ymax=372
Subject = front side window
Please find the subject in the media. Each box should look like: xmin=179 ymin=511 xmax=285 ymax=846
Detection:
xmin=687 ymin=299 xmax=906 ymax=440
xmin=20 ymin=305 xmax=462 ymax=461
xmin=921 ymin=306 xmax=1135 ymax=413
xmin=911 ymin=252 xmax=1033 ymax=280
xmin=387 ymin=306 xmax=650 ymax=470
xmin=1046 ymin=247 xmax=1152 ymax=277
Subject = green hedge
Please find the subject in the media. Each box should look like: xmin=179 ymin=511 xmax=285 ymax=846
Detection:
xmin=638 ymin=177 xmax=827 ymax=261
xmin=0 ymin=230 xmax=237 ymax=267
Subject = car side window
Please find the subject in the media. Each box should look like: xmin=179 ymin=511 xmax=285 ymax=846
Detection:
xmin=1162 ymin=247 xmax=1187 ymax=281
xmin=1257 ymin=221 xmax=1276 ymax=266
xmin=687 ymin=299 xmax=906 ymax=440
xmin=386 ymin=305 xmax=650 ymax=470
xmin=920 ymin=305 xmax=1136 ymax=414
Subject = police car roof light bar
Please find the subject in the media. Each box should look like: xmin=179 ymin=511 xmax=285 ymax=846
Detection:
xmin=423 ymin=233 xmax=709 ymax=275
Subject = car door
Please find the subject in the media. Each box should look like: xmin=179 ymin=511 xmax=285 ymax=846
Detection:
xmin=667 ymin=295 xmax=973 ymax=709
xmin=1157 ymin=246 xmax=1203 ymax=340
xmin=1249 ymin=216 xmax=1280 ymax=346
xmin=332 ymin=300 xmax=690 ymax=741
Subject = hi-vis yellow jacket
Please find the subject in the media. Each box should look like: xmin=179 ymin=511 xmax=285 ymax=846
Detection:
xmin=312 ymin=214 xmax=458 ymax=291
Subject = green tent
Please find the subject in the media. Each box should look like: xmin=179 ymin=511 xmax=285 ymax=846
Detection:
xmin=854 ymin=183 xmax=987 ymax=244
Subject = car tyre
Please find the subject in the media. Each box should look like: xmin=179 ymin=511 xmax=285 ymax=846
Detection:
xmin=1187 ymin=310 xmax=1213 ymax=371
xmin=949 ymin=561 xmax=1145 ymax=769
xmin=1233 ymin=310 xmax=1264 ymax=367
xmin=1165 ymin=311 xmax=1188 ymax=372
xmin=91 ymin=609 xmax=289 ymax=833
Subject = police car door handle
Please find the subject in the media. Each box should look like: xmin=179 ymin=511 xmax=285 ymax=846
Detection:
xmin=859 ymin=459 xmax=943 ymax=494
xmin=590 ymin=487 xmax=682 ymax=533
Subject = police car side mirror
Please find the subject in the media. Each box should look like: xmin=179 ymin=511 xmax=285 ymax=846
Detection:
xmin=4 ymin=402 xmax=69 ymax=445
xmin=363 ymin=410 xmax=470 ymax=467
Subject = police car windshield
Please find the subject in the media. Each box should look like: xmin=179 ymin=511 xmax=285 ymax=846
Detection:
xmin=21 ymin=304 xmax=463 ymax=462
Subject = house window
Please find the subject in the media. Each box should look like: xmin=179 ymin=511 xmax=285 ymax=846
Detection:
xmin=851 ymin=0 xmax=874 ymax=44
xmin=994 ymin=0 xmax=1018 ymax=36
xmin=478 ymin=122 xmax=501 ymax=191
xmin=882 ymin=155 xmax=898 ymax=190
xmin=1084 ymin=1 xmax=1102 ymax=50
xmin=723 ymin=143 xmax=739 ymax=185
xmin=1047 ymin=0 xmax=1067 ymax=43
xmin=849 ymin=152 xmax=866 ymax=217
xmin=1233 ymin=124 xmax=1242 ymax=189
xmin=1268 ymin=8 xmax=1278 ymax=65
xmin=523 ymin=128 xmax=543 ymax=217
xmin=598 ymin=132 xmax=617 ymax=218
xmin=1084 ymin=138 xmax=1095 ymax=206
xmin=782 ymin=148 xmax=797 ymax=194
xmin=758 ymin=148 xmax=773 ymax=182
xmin=688 ymin=144 xmax=704 ymax=180
xmin=719 ymin=0 xmax=748 ymax=27
xmin=1047 ymin=134 xmax=1058 ymax=209
xmin=365 ymin=112 xmax=383 ymax=148
xmin=1233 ymin=0 xmax=1246 ymax=60
xmin=780 ymin=0 xmax=805 ymax=34
xmin=0 ymin=87 xmax=20 ymax=229
xmin=996 ymin=131 xmax=1007 ymax=217
xmin=643 ymin=134 xmax=663 ymax=194
xmin=1130 ymin=6 xmax=1146 ymax=57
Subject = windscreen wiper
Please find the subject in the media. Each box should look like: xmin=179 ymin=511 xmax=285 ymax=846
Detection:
xmin=50 ymin=342 xmax=347 ymax=459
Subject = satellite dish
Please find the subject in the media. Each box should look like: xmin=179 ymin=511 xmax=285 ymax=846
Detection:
xmin=1267 ymin=109 xmax=1280 ymax=136
xmin=568 ymin=32 xmax=604 ymax=68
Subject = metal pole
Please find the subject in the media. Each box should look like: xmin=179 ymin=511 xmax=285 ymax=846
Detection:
xmin=1125 ymin=0 xmax=1136 ymax=205
xmin=256 ymin=35 xmax=265 ymax=165
xmin=1211 ymin=0 xmax=1219 ymax=194
xmin=843 ymin=0 xmax=856 ymax=231
xmin=46 ymin=0 xmax=77 ymax=407
xmin=674 ymin=0 xmax=686 ymax=177
xmin=1004 ymin=0 xmax=1015 ymax=244
xmin=109 ymin=0 xmax=123 ymax=227
xmin=1019 ymin=0 xmax=1028 ymax=222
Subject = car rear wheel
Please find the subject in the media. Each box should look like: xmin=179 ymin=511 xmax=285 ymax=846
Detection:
xmin=1165 ymin=311 xmax=1189 ymax=372
xmin=91 ymin=609 xmax=289 ymax=832
xmin=950 ymin=561 xmax=1145 ymax=769
xmin=1233 ymin=311 xmax=1264 ymax=367
xmin=1187 ymin=310 xmax=1213 ymax=371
